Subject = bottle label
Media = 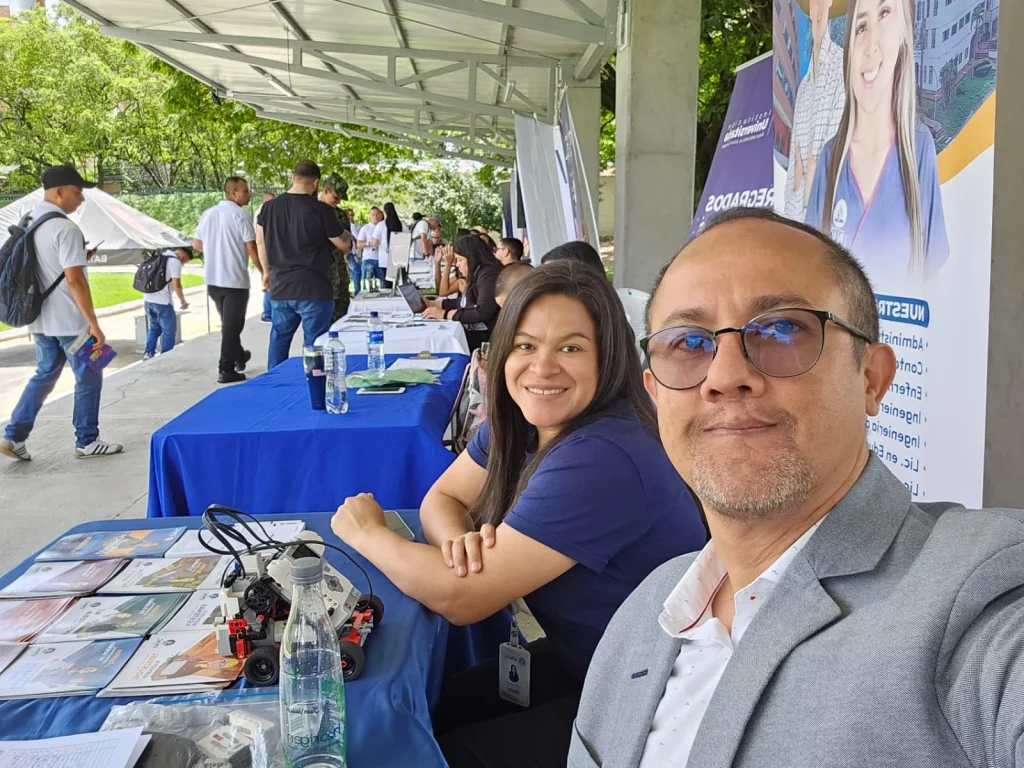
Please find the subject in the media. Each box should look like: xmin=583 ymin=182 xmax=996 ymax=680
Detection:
xmin=367 ymin=331 xmax=384 ymax=345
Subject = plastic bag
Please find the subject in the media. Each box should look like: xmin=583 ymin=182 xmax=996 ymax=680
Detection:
xmin=100 ymin=689 xmax=283 ymax=768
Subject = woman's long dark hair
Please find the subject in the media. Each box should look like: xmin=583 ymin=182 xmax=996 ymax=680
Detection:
xmin=476 ymin=260 xmax=655 ymax=527
xmin=383 ymin=201 xmax=402 ymax=246
xmin=454 ymin=234 xmax=501 ymax=305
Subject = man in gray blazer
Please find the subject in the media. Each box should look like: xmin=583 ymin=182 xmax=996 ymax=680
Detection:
xmin=570 ymin=207 xmax=1024 ymax=768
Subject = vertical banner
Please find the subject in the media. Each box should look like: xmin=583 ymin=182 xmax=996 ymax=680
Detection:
xmin=557 ymin=93 xmax=600 ymax=247
xmin=514 ymin=114 xmax=569 ymax=264
xmin=691 ymin=54 xmax=776 ymax=238
xmin=773 ymin=0 xmax=998 ymax=506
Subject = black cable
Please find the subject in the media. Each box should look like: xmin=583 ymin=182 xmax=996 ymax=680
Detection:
xmin=200 ymin=505 xmax=374 ymax=603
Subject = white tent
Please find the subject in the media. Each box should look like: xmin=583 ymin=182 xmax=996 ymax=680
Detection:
xmin=0 ymin=188 xmax=192 ymax=266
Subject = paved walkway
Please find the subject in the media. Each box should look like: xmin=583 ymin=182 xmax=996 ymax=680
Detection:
xmin=0 ymin=274 xmax=278 ymax=574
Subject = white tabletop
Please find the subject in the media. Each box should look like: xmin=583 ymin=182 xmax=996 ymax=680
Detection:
xmin=315 ymin=318 xmax=470 ymax=356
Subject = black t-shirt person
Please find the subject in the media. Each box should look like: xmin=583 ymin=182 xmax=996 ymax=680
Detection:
xmin=257 ymin=193 xmax=344 ymax=301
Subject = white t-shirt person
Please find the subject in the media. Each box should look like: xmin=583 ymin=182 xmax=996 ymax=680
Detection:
xmin=26 ymin=202 xmax=89 ymax=338
xmin=142 ymin=254 xmax=184 ymax=306
xmin=411 ymin=218 xmax=430 ymax=258
xmin=194 ymin=200 xmax=256 ymax=289
xmin=359 ymin=223 xmax=379 ymax=262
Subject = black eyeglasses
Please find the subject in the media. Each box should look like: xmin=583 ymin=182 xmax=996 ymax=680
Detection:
xmin=640 ymin=308 xmax=873 ymax=391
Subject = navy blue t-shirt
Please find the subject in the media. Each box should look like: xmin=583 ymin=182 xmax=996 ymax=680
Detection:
xmin=467 ymin=405 xmax=706 ymax=680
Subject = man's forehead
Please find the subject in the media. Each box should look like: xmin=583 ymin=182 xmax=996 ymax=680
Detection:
xmin=652 ymin=220 xmax=839 ymax=325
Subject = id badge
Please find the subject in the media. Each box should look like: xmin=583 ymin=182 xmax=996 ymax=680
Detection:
xmin=498 ymin=612 xmax=530 ymax=707
xmin=499 ymin=641 xmax=531 ymax=707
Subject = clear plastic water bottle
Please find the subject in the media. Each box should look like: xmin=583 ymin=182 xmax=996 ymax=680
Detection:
xmin=367 ymin=312 xmax=386 ymax=378
xmin=324 ymin=332 xmax=349 ymax=414
xmin=280 ymin=558 xmax=347 ymax=768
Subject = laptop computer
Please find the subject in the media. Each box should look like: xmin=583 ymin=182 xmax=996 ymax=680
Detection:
xmin=399 ymin=282 xmax=427 ymax=314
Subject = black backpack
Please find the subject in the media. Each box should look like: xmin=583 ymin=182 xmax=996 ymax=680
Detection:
xmin=133 ymin=252 xmax=173 ymax=293
xmin=0 ymin=211 xmax=70 ymax=328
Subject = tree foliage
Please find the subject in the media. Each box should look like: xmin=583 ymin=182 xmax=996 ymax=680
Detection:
xmin=412 ymin=162 xmax=504 ymax=239
xmin=0 ymin=7 xmax=416 ymax=192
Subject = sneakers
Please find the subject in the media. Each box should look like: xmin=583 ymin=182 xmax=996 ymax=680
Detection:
xmin=236 ymin=350 xmax=252 ymax=372
xmin=260 ymin=317 xmax=272 ymax=325
xmin=75 ymin=440 xmax=124 ymax=459
xmin=218 ymin=370 xmax=247 ymax=384
xmin=0 ymin=439 xmax=31 ymax=461
xmin=142 ymin=352 xmax=155 ymax=361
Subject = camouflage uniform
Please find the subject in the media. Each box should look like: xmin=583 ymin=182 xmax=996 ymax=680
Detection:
xmin=329 ymin=208 xmax=351 ymax=323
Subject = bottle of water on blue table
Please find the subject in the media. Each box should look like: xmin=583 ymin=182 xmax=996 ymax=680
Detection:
xmin=367 ymin=312 xmax=386 ymax=378
xmin=324 ymin=331 xmax=349 ymax=414
xmin=280 ymin=557 xmax=347 ymax=767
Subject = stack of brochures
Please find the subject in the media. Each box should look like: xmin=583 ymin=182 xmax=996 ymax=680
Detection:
xmin=0 ymin=521 xmax=306 ymax=701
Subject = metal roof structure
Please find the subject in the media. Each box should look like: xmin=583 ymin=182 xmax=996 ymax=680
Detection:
xmin=65 ymin=0 xmax=618 ymax=168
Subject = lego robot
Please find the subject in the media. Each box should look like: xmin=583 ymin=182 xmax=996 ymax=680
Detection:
xmin=214 ymin=532 xmax=383 ymax=685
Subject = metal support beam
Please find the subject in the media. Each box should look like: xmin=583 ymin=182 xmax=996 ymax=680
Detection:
xmin=102 ymin=27 xmax=517 ymax=118
xmin=100 ymin=28 xmax=557 ymax=67
xmin=399 ymin=0 xmax=608 ymax=44
xmin=308 ymin=51 xmax=387 ymax=83
xmin=252 ymin=109 xmax=513 ymax=167
xmin=396 ymin=61 xmax=467 ymax=87
xmin=479 ymin=64 xmax=544 ymax=115
xmin=381 ymin=0 xmax=433 ymax=123
xmin=558 ymin=0 xmax=605 ymax=26
xmin=576 ymin=43 xmax=607 ymax=81
xmin=247 ymin=96 xmax=515 ymax=157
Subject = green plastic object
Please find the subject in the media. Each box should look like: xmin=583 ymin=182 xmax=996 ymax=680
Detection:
xmin=346 ymin=368 xmax=439 ymax=388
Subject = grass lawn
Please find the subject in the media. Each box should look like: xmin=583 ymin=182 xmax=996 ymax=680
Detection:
xmin=0 ymin=272 xmax=205 ymax=332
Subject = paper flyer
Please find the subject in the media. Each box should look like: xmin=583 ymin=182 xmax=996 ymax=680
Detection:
xmin=36 ymin=527 xmax=186 ymax=561
xmin=165 ymin=521 xmax=306 ymax=559
xmin=159 ymin=590 xmax=223 ymax=633
xmin=98 ymin=556 xmax=230 ymax=594
xmin=0 ymin=598 xmax=73 ymax=642
xmin=0 ymin=560 xmax=126 ymax=598
xmin=101 ymin=630 xmax=241 ymax=697
xmin=36 ymin=593 xmax=189 ymax=642
xmin=0 ymin=638 xmax=141 ymax=699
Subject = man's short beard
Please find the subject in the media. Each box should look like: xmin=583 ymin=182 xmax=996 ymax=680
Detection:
xmin=686 ymin=408 xmax=817 ymax=522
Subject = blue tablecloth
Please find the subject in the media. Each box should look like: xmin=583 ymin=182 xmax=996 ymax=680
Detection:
xmin=148 ymin=354 xmax=468 ymax=517
xmin=0 ymin=512 xmax=504 ymax=767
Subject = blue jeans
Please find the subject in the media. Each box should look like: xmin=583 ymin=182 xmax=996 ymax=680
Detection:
xmin=348 ymin=254 xmax=362 ymax=296
xmin=261 ymin=290 xmax=272 ymax=321
xmin=361 ymin=259 xmax=382 ymax=291
xmin=144 ymin=303 xmax=177 ymax=356
xmin=5 ymin=334 xmax=102 ymax=447
xmin=268 ymin=299 xmax=335 ymax=370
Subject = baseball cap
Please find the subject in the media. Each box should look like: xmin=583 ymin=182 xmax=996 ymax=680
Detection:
xmin=42 ymin=165 xmax=97 ymax=190
xmin=427 ymin=213 xmax=442 ymax=224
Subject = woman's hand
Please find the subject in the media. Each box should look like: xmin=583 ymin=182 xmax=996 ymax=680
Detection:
xmin=423 ymin=306 xmax=445 ymax=320
xmin=331 ymin=493 xmax=388 ymax=549
xmin=442 ymin=524 xmax=496 ymax=576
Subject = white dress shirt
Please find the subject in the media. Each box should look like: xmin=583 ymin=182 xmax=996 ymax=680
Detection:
xmin=637 ymin=518 xmax=827 ymax=768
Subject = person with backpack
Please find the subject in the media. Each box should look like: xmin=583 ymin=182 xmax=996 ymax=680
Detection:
xmin=139 ymin=247 xmax=193 ymax=359
xmin=0 ymin=165 xmax=122 ymax=462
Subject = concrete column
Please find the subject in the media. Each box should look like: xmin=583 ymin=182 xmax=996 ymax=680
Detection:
xmin=613 ymin=0 xmax=701 ymax=292
xmin=983 ymin=0 xmax=1024 ymax=506
xmin=566 ymin=76 xmax=602 ymax=231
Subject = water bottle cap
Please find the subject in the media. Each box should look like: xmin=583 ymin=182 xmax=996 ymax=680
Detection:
xmin=290 ymin=557 xmax=324 ymax=585
xmin=370 ymin=311 xmax=379 ymax=317
xmin=328 ymin=331 xmax=339 ymax=339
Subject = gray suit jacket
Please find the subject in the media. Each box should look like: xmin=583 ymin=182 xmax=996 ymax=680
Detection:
xmin=569 ymin=456 xmax=1024 ymax=768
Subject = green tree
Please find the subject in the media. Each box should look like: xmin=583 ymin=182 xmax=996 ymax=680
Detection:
xmin=413 ymin=162 xmax=503 ymax=239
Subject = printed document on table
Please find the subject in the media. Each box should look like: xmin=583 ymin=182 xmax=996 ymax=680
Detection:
xmin=0 ymin=726 xmax=147 ymax=768
xmin=388 ymin=357 xmax=451 ymax=373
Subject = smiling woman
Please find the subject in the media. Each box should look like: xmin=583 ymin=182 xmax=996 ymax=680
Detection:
xmin=330 ymin=260 xmax=707 ymax=768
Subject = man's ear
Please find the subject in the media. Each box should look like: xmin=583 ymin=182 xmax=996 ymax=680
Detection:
xmin=862 ymin=343 xmax=897 ymax=417
xmin=644 ymin=369 xmax=659 ymax=405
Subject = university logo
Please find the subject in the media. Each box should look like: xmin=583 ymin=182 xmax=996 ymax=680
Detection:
xmin=832 ymin=199 xmax=848 ymax=230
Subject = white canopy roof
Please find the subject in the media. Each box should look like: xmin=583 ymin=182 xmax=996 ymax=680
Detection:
xmin=0 ymin=188 xmax=192 ymax=266
xmin=66 ymin=0 xmax=616 ymax=167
